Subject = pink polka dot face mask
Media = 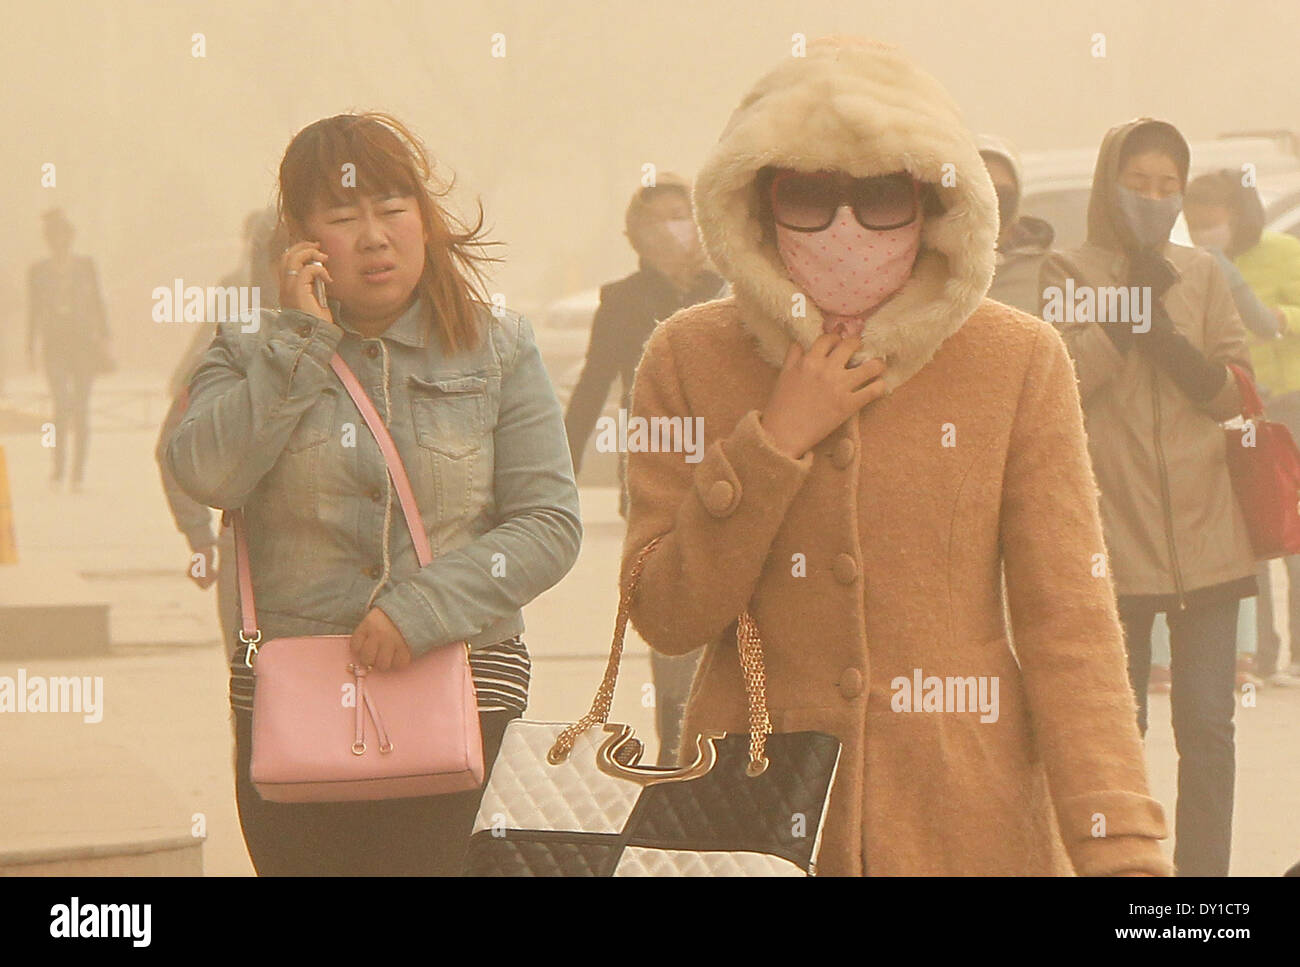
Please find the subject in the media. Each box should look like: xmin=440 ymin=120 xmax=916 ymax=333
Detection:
xmin=775 ymin=203 xmax=923 ymax=338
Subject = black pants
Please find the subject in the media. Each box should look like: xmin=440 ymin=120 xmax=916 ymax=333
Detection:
xmin=1120 ymin=597 xmax=1238 ymax=877
xmin=650 ymin=649 xmax=702 ymax=766
xmin=45 ymin=361 xmax=93 ymax=483
xmin=232 ymin=707 xmax=518 ymax=875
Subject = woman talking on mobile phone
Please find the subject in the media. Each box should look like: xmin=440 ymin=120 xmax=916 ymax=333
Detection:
xmin=166 ymin=112 xmax=581 ymax=875
xmin=620 ymin=37 xmax=1170 ymax=876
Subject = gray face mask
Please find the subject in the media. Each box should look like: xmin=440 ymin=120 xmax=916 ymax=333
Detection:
xmin=1116 ymin=185 xmax=1183 ymax=251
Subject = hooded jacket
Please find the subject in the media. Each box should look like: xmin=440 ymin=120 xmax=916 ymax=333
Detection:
xmin=692 ymin=38 xmax=997 ymax=391
xmin=978 ymin=134 xmax=1056 ymax=314
xmin=619 ymin=38 xmax=1170 ymax=876
xmin=1225 ymin=170 xmax=1267 ymax=257
xmin=977 ymin=133 xmax=1026 ymax=220
xmin=992 ymin=214 xmax=1055 ymax=312
xmin=1039 ymin=119 xmax=1256 ymax=604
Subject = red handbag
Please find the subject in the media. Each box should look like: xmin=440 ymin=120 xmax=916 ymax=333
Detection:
xmin=1224 ymin=364 xmax=1300 ymax=559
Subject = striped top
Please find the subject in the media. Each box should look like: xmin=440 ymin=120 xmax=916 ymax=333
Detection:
xmin=228 ymin=635 xmax=530 ymax=715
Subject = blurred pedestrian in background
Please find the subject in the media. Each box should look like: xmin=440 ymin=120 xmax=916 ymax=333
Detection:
xmin=1042 ymin=118 xmax=1255 ymax=876
xmin=26 ymin=209 xmax=112 ymax=492
xmin=978 ymin=135 xmax=1055 ymax=315
xmin=1186 ymin=169 xmax=1300 ymax=687
xmin=564 ymin=173 xmax=724 ymax=508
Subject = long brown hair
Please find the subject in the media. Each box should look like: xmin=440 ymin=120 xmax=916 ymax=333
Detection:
xmin=277 ymin=112 xmax=500 ymax=354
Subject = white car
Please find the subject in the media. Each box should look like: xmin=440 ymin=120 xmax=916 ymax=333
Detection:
xmin=1261 ymin=172 xmax=1300 ymax=240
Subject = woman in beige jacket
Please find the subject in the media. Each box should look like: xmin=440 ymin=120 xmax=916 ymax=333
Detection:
xmin=1040 ymin=119 xmax=1255 ymax=876
xmin=618 ymin=37 xmax=1170 ymax=876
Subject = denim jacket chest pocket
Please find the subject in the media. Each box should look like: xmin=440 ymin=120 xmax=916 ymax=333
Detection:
xmin=407 ymin=373 xmax=497 ymax=532
xmin=408 ymin=374 xmax=489 ymax=458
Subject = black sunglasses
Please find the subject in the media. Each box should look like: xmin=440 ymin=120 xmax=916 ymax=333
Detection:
xmin=768 ymin=170 xmax=921 ymax=232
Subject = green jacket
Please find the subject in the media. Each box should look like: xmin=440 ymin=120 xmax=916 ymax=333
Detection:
xmin=1238 ymin=230 xmax=1300 ymax=396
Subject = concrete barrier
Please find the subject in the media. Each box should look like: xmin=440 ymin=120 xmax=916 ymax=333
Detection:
xmin=0 ymin=565 xmax=110 ymax=657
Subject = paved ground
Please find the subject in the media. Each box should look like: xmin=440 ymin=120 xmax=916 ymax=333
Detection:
xmin=1 ymin=379 xmax=1297 ymax=876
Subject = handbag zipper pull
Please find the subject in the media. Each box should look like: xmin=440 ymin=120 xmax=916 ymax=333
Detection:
xmin=364 ymin=687 xmax=395 ymax=754
xmin=347 ymin=663 xmax=394 ymax=755
xmin=350 ymin=663 xmax=369 ymax=755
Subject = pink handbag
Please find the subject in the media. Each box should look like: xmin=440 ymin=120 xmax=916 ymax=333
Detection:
xmin=231 ymin=353 xmax=484 ymax=803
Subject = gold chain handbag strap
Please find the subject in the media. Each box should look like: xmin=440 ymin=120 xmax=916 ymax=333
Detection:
xmin=736 ymin=610 xmax=773 ymax=776
xmin=547 ymin=535 xmax=773 ymax=774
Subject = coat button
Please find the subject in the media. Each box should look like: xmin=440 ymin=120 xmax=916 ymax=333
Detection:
xmin=364 ymin=344 xmax=380 ymax=358
xmin=368 ymin=488 xmax=383 ymax=501
xmin=702 ymin=479 xmax=737 ymax=517
xmin=838 ymin=667 xmax=864 ymax=700
xmin=363 ymin=565 xmax=382 ymax=579
xmin=832 ymin=553 xmax=858 ymax=584
xmin=295 ymin=323 xmax=312 ymax=338
xmin=830 ymin=437 xmax=855 ymax=469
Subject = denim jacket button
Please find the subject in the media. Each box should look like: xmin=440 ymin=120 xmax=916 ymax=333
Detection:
xmin=363 ymin=565 xmax=381 ymax=579
xmin=295 ymin=324 xmax=312 ymax=338
xmin=364 ymin=344 xmax=380 ymax=359
xmin=368 ymin=488 xmax=383 ymax=501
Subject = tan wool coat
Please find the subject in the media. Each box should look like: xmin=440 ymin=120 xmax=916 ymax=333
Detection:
xmin=619 ymin=37 xmax=1171 ymax=877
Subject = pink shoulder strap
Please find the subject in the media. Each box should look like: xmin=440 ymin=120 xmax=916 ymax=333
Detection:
xmin=229 ymin=352 xmax=433 ymax=648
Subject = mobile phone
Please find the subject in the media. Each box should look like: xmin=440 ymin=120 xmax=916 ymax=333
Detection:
xmin=307 ymin=260 xmax=327 ymax=308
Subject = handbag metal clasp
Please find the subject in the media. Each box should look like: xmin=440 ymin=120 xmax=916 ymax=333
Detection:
xmin=240 ymin=629 xmax=263 ymax=667
xmin=594 ymin=724 xmax=727 ymax=786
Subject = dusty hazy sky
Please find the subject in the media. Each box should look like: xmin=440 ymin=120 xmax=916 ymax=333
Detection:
xmin=4 ymin=0 xmax=1297 ymax=371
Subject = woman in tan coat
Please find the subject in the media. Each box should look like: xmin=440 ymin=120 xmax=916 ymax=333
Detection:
xmin=619 ymin=37 xmax=1171 ymax=876
xmin=1040 ymin=119 xmax=1255 ymax=877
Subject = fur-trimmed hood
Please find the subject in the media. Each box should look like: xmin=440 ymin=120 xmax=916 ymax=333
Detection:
xmin=693 ymin=36 xmax=998 ymax=391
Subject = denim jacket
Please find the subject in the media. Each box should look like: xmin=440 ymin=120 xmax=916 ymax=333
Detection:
xmin=165 ymin=295 xmax=582 ymax=657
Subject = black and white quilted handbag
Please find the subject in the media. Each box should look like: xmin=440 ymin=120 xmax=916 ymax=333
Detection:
xmin=463 ymin=537 xmax=843 ymax=876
